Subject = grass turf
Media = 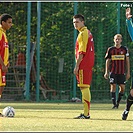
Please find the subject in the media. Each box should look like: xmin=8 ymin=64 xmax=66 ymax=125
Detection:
xmin=0 ymin=102 xmax=133 ymax=131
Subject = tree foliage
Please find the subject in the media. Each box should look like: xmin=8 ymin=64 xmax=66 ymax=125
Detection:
xmin=0 ymin=2 xmax=132 ymax=100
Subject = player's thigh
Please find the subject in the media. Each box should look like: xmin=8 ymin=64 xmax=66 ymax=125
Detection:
xmin=119 ymin=84 xmax=125 ymax=93
xmin=109 ymin=73 xmax=116 ymax=84
xmin=78 ymin=69 xmax=92 ymax=86
xmin=117 ymin=74 xmax=126 ymax=84
xmin=110 ymin=84 xmax=117 ymax=92
xmin=0 ymin=69 xmax=6 ymax=86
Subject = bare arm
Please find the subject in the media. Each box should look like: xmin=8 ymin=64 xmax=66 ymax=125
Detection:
xmin=126 ymin=8 xmax=133 ymax=41
xmin=74 ymin=54 xmax=83 ymax=75
xmin=0 ymin=56 xmax=8 ymax=73
xmin=104 ymin=58 xmax=111 ymax=79
xmin=126 ymin=8 xmax=132 ymax=20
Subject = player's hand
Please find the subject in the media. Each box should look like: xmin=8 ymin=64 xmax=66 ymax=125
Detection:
xmin=126 ymin=8 xmax=132 ymax=19
xmin=104 ymin=73 xmax=108 ymax=79
xmin=6 ymin=62 xmax=10 ymax=68
xmin=126 ymin=73 xmax=130 ymax=81
xmin=2 ymin=65 xmax=8 ymax=73
xmin=74 ymin=66 xmax=79 ymax=75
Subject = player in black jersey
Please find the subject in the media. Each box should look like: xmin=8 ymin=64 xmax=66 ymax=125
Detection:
xmin=104 ymin=34 xmax=130 ymax=109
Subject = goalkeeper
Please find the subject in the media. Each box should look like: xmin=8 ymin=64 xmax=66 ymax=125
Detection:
xmin=122 ymin=7 xmax=133 ymax=120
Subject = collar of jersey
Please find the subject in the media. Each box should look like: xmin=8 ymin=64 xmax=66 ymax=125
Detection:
xmin=0 ymin=25 xmax=6 ymax=33
xmin=79 ymin=26 xmax=87 ymax=32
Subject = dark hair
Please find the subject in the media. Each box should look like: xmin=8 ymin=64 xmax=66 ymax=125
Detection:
xmin=73 ymin=14 xmax=85 ymax=21
xmin=0 ymin=13 xmax=12 ymax=24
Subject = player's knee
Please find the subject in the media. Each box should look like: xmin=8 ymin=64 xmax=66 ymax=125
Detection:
xmin=128 ymin=93 xmax=133 ymax=100
xmin=130 ymin=89 xmax=133 ymax=97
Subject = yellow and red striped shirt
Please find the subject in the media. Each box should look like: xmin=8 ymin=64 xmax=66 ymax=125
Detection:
xmin=75 ymin=26 xmax=95 ymax=70
xmin=0 ymin=26 xmax=9 ymax=68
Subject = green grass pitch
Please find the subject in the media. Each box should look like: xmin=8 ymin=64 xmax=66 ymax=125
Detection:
xmin=0 ymin=102 xmax=133 ymax=131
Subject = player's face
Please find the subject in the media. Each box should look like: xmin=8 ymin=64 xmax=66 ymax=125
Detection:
xmin=114 ymin=36 xmax=122 ymax=46
xmin=2 ymin=18 xmax=12 ymax=30
xmin=73 ymin=18 xmax=84 ymax=30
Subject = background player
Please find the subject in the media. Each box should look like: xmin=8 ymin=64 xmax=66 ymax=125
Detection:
xmin=0 ymin=13 xmax=12 ymax=116
xmin=104 ymin=34 xmax=130 ymax=109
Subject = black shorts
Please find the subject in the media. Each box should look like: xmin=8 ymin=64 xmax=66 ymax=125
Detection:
xmin=109 ymin=73 xmax=126 ymax=85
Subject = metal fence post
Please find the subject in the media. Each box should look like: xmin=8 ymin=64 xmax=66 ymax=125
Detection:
xmin=73 ymin=2 xmax=78 ymax=98
xmin=116 ymin=2 xmax=121 ymax=100
xmin=25 ymin=2 xmax=31 ymax=101
xmin=36 ymin=2 xmax=41 ymax=102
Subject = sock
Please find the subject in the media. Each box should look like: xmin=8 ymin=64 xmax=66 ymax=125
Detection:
xmin=125 ymin=94 xmax=133 ymax=111
xmin=81 ymin=87 xmax=91 ymax=116
xmin=111 ymin=92 xmax=116 ymax=105
xmin=117 ymin=92 xmax=124 ymax=104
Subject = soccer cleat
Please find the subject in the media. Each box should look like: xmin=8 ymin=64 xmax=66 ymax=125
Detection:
xmin=0 ymin=113 xmax=3 ymax=117
xmin=116 ymin=103 xmax=119 ymax=108
xmin=74 ymin=113 xmax=90 ymax=119
xmin=122 ymin=110 xmax=129 ymax=120
xmin=112 ymin=105 xmax=118 ymax=109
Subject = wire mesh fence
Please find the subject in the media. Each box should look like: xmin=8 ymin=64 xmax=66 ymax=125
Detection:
xmin=0 ymin=2 xmax=133 ymax=102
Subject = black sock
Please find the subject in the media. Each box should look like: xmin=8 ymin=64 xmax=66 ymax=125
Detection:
xmin=126 ymin=94 xmax=133 ymax=111
xmin=117 ymin=92 xmax=124 ymax=104
xmin=111 ymin=92 xmax=116 ymax=105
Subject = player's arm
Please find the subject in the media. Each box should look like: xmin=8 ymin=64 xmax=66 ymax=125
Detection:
xmin=74 ymin=54 xmax=83 ymax=75
xmin=74 ymin=30 xmax=88 ymax=75
xmin=104 ymin=58 xmax=111 ymax=79
xmin=0 ymin=40 xmax=8 ymax=73
xmin=126 ymin=8 xmax=133 ymax=41
xmin=0 ymin=56 xmax=8 ymax=73
xmin=125 ymin=56 xmax=130 ymax=81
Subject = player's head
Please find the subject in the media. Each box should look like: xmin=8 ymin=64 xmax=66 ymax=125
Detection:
xmin=0 ymin=13 xmax=12 ymax=30
xmin=73 ymin=14 xmax=85 ymax=30
xmin=114 ymin=34 xmax=122 ymax=45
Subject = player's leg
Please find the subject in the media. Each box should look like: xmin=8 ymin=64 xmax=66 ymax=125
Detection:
xmin=122 ymin=89 xmax=133 ymax=120
xmin=0 ymin=69 xmax=6 ymax=117
xmin=81 ymin=86 xmax=91 ymax=116
xmin=125 ymin=89 xmax=133 ymax=111
xmin=110 ymin=84 xmax=117 ymax=109
xmin=0 ymin=86 xmax=4 ymax=99
xmin=116 ymin=74 xmax=126 ymax=108
xmin=0 ymin=86 xmax=5 ymax=117
xmin=109 ymin=73 xmax=117 ymax=109
xmin=116 ymin=84 xmax=125 ymax=108
xmin=74 ymin=69 xmax=92 ymax=119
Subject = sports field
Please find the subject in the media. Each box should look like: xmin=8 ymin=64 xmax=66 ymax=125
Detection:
xmin=0 ymin=102 xmax=133 ymax=131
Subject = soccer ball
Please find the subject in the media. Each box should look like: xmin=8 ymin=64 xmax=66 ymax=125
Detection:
xmin=2 ymin=106 xmax=15 ymax=117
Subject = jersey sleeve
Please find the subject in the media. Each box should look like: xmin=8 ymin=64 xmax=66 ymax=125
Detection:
xmin=78 ymin=30 xmax=89 ymax=54
xmin=126 ymin=18 xmax=133 ymax=41
xmin=125 ymin=46 xmax=129 ymax=57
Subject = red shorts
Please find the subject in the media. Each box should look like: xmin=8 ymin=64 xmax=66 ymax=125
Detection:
xmin=76 ymin=69 xmax=92 ymax=87
xmin=0 ymin=69 xmax=6 ymax=86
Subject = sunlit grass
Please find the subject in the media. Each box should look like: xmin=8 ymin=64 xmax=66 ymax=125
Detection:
xmin=0 ymin=102 xmax=133 ymax=131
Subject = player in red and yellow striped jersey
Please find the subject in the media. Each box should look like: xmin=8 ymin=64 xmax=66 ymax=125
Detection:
xmin=0 ymin=14 xmax=12 ymax=116
xmin=73 ymin=14 xmax=95 ymax=119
